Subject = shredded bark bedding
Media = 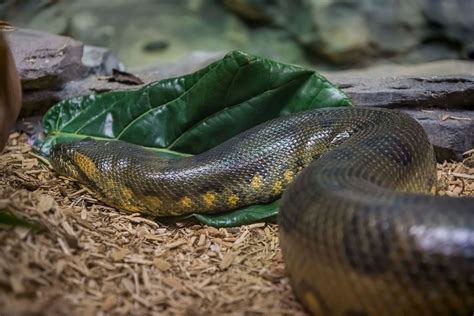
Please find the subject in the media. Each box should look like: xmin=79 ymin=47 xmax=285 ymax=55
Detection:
xmin=0 ymin=133 xmax=472 ymax=315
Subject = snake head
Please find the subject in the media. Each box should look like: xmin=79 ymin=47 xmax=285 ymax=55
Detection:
xmin=50 ymin=142 xmax=81 ymax=179
xmin=49 ymin=140 xmax=97 ymax=181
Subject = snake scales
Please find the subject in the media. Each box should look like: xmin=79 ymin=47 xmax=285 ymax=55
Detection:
xmin=50 ymin=107 xmax=474 ymax=315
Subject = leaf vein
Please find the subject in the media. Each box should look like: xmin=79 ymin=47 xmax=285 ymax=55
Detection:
xmin=168 ymin=73 xmax=310 ymax=150
xmin=115 ymin=74 xmax=211 ymax=139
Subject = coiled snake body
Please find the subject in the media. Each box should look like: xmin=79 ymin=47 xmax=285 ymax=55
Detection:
xmin=51 ymin=107 xmax=474 ymax=315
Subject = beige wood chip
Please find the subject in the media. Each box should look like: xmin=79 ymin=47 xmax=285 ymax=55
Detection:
xmin=162 ymin=276 xmax=186 ymax=292
xmin=220 ymin=250 xmax=236 ymax=270
xmin=165 ymin=239 xmax=187 ymax=249
xmin=36 ymin=194 xmax=55 ymax=213
xmin=110 ymin=248 xmax=130 ymax=261
xmin=101 ymin=294 xmax=118 ymax=312
xmin=153 ymin=258 xmax=172 ymax=271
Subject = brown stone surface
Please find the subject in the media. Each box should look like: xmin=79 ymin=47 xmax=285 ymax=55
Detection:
xmin=328 ymin=76 xmax=474 ymax=110
xmin=323 ymin=60 xmax=474 ymax=78
xmin=9 ymin=28 xmax=87 ymax=91
xmin=400 ymin=108 xmax=473 ymax=160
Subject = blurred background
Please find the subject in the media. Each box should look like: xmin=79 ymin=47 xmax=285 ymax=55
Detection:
xmin=2 ymin=0 xmax=474 ymax=70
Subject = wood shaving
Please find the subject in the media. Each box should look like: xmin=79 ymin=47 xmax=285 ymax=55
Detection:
xmin=0 ymin=133 xmax=472 ymax=315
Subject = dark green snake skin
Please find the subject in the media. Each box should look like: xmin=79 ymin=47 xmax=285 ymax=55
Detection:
xmin=50 ymin=107 xmax=474 ymax=315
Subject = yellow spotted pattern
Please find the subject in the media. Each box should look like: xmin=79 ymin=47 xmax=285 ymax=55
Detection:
xmin=203 ymin=191 xmax=216 ymax=207
xmin=227 ymin=193 xmax=239 ymax=208
xmin=250 ymin=174 xmax=263 ymax=190
xmin=284 ymin=170 xmax=294 ymax=183
xmin=179 ymin=196 xmax=193 ymax=208
xmin=272 ymin=180 xmax=282 ymax=194
xmin=120 ymin=186 xmax=134 ymax=201
xmin=116 ymin=187 xmax=140 ymax=212
xmin=142 ymin=195 xmax=162 ymax=210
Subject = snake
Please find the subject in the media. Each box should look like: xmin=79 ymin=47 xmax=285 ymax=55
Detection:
xmin=50 ymin=107 xmax=474 ymax=315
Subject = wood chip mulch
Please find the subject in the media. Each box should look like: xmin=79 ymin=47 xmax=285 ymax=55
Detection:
xmin=0 ymin=133 xmax=473 ymax=316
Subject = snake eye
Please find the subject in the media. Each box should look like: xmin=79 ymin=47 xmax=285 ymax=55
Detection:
xmin=50 ymin=143 xmax=68 ymax=163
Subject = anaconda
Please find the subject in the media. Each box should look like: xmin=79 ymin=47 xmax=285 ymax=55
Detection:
xmin=50 ymin=107 xmax=474 ymax=315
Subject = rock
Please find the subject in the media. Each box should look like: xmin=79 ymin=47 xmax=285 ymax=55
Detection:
xmin=222 ymin=0 xmax=426 ymax=63
xmin=6 ymin=0 xmax=303 ymax=68
xmin=28 ymin=4 xmax=70 ymax=35
xmin=9 ymin=29 xmax=87 ymax=91
xmin=323 ymin=60 xmax=474 ymax=109
xmin=134 ymin=51 xmax=226 ymax=78
xmin=223 ymin=0 xmax=474 ymax=65
xmin=400 ymin=109 xmax=473 ymax=160
xmin=6 ymin=0 xmax=474 ymax=66
xmin=4 ymin=29 xmax=122 ymax=115
xmin=322 ymin=60 xmax=474 ymax=78
xmin=107 ymin=2 xmax=303 ymax=67
xmin=70 ymin=12 xmax=115 ymax=49
xmin=223 ymin=0 xmax=273 ymax=22
xmin=82 ymin=45 xmax=124 ymax=76
xmin=327 ymin=76 xmax=474 ymax=110
xmin=305 ymin=2 xmax=374 ymax=63
xmin=423 ymin=0 xmax=474 ymax=58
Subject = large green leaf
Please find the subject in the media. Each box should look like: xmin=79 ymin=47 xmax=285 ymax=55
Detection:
xmin=36 ymin=51 xmax=352 ymax=227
